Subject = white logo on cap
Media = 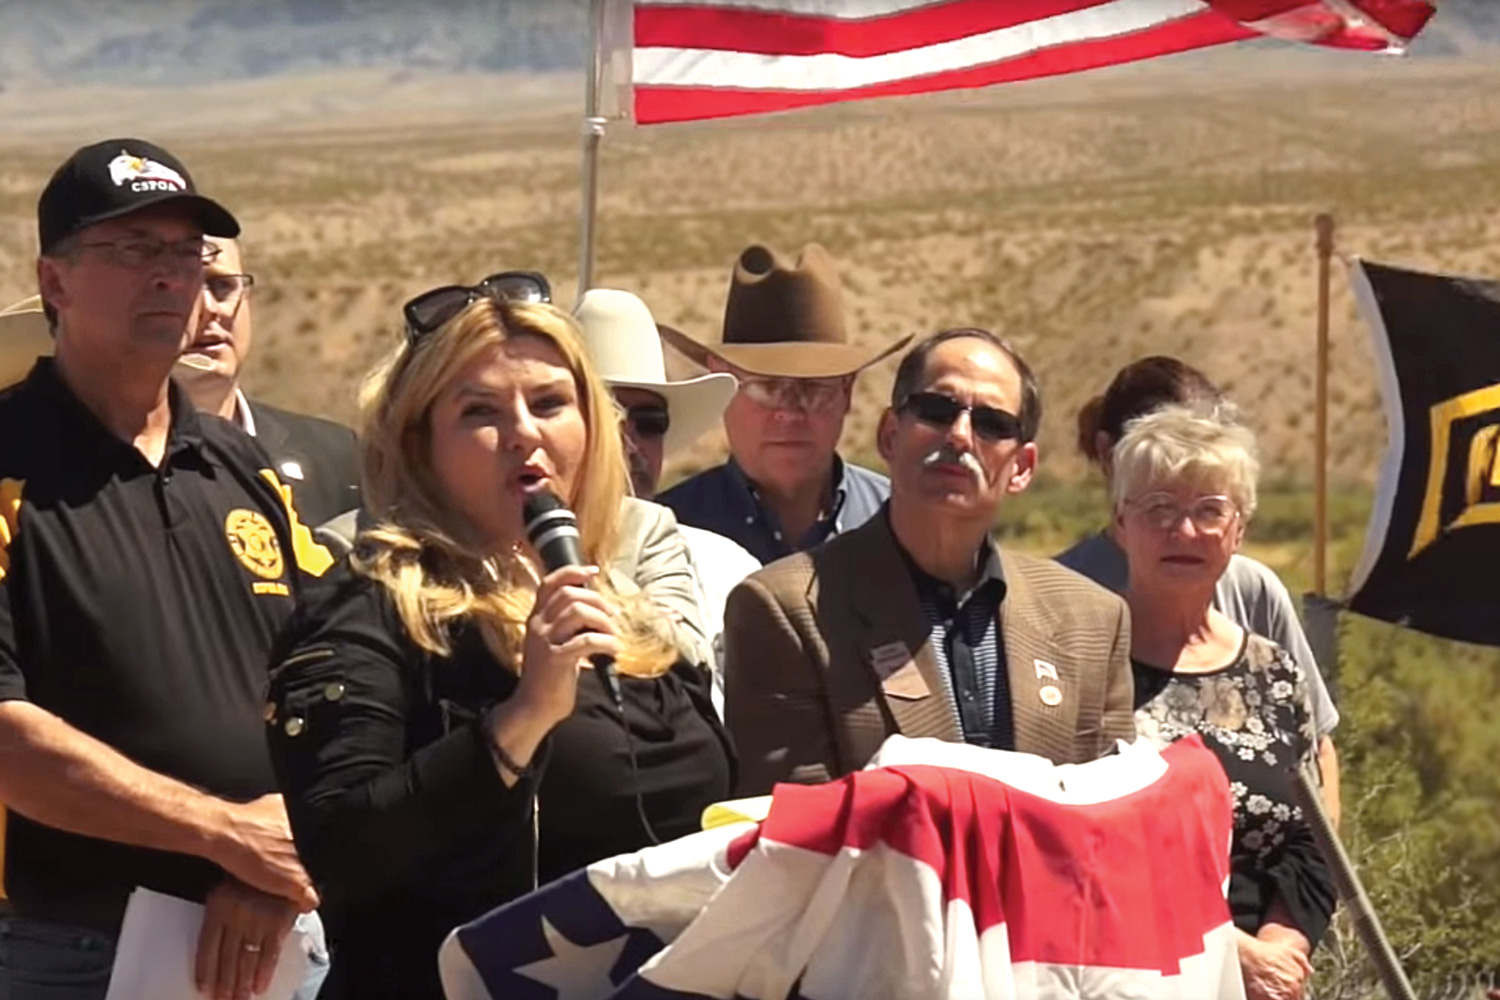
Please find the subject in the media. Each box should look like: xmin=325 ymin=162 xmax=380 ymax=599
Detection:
xmin=107 ymin=152 xmax=187 ymax=194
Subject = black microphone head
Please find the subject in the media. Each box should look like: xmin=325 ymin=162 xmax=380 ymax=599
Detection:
xmin=522 ymin=488 xmax=585 ymax=573
xmin=521 ymin=488 xmax=565 ymax=526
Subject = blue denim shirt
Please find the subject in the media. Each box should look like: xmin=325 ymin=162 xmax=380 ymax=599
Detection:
xmin=659 ymin=454 xmax=889 ymax=565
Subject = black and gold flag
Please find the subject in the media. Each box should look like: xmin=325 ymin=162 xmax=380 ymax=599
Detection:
xmin=1346 ymin=259 xmax=1500 ymax=645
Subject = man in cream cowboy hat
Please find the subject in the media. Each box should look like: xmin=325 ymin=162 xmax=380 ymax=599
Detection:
xmin=0 ymin=295 xmax=50 ymax=908
xmin=657 ymin=242 xmax=911 ymax=564
xmin=0 ymin=296 xmax=52 ymax=390
xmin=573 ymin=288 xmax=738 ymax=501
xmin=574 ymin=288 xmax=759 ymax=711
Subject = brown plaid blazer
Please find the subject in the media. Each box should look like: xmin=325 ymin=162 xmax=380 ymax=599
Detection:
xmin=723 ymin=513 xmax=1135 ymax=796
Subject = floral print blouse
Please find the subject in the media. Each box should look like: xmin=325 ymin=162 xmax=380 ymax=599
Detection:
xmin=1132 ymin=632 xmax=1335 ymax=944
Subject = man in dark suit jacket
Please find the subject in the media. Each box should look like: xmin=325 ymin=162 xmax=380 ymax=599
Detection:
xmin=724 ymin=328 xmax=1134 ymax=795
xmin=176 ymin=237 xmax=360 ymax=527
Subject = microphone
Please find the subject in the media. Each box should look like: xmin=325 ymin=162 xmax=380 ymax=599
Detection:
xmin=521 ymin=489 xmax=623 ymax=708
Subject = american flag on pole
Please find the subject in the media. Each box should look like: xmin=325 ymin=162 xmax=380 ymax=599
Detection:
xmin=439 ymin=735 xmax=1242 ymax=1000
xmin=625 ymin=0 xmax=1436 ymax=124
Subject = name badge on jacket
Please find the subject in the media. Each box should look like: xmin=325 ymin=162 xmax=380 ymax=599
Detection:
xmin=868 ymin=641 xmax=931 ymax=700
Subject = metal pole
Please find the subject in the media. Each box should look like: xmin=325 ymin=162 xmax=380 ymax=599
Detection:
xmin=1292 ymin=766 xmax=1416 ymax=1000
xmin=577 ymin=0 xmax=607 ymax=299
xmin=1314 ymin=213 xmax=1335 ymax=596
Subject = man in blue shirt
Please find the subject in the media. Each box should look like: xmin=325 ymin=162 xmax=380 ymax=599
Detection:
xmin=658 ymin=242 xmax=911 ymax=564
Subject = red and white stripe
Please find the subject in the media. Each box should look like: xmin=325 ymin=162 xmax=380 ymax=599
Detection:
xmin=638 ymin=737 xmax=1242 ymax=998
xmin=439 ymin=735 xmax=1245 ymax=999
xmin=628 ymin=0 xmax=1436 ymax=124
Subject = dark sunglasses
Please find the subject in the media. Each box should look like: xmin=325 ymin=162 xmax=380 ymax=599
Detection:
xmin=403 ymin=270 xmax=551 ymax=342
xmin=625 ymin=405 xmax=670 ymax=439
xmin=900 ymin=391 xmax=1023 ymax=442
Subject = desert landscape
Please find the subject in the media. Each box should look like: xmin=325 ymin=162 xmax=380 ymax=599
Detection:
xmin=2 ymin=34 xmax=1500 ymax=994
xmin=4 ymin=50 xmax=1500 ymax=502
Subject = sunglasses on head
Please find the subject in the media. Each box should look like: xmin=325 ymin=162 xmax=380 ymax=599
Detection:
xmin=403 ymin=270 xmax=551 ymax=342
xmin=625 ymin=405 xmax=670 ymax=440
xmin=900 ymin=391 xmax=1023 ymax=442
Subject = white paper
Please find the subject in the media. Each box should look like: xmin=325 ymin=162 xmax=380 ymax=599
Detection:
xmin=105 ymin=887 xmax=316 ymax=1000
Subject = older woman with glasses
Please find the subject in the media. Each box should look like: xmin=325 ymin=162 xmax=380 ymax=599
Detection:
xmin=1056 ymin=356 xmax=1343 ymax=830
xmin=266 ymin=286 xmax=732 ymax=999
xmin=1111 ymin=406 xmax=1333 ymax=1000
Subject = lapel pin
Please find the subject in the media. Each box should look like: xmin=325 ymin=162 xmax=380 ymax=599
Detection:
xmin=1034 ymin=659 xmax=1058 ymax=681
xmin=1039 ymin=684 xmax=1063 ymax=707
xmin=280 ymin=460 xmax=305 ymax=481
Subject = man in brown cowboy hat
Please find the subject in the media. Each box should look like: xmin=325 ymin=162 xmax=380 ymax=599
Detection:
xmin=658 ymin=242 xmax=910 ymax=565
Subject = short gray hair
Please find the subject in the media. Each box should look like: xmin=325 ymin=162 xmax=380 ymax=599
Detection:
xmin=1110 ymin=405 xmax=1259 ymax=517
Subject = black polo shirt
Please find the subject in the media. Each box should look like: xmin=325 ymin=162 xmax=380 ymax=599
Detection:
xmin=0 ymin=359 xmax=331 ymax=932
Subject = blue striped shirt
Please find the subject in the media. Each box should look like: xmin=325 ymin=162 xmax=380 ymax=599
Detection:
xmin=896 ymin=525 xmax=1011 ymax=749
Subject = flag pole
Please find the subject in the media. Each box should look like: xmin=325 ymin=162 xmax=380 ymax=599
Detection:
xmin=576 ymin=0 xmax=607 ymax=300
xmin=1313 ymin=212 xmax=1336 ymax=596
xmin=1293 ymin=765 xmax=1415 ymax=1000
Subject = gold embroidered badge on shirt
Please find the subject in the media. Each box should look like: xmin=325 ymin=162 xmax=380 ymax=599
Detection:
xmin=224 ymin=508 xmax=284 ymax=581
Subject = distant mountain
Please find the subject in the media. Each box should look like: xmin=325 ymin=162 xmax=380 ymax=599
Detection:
xmin=1407 ymin=0 xmax=1500 ymax=55
xmin=0 ymin=0 xmax=1490 ymax=91
xmin=0 ymin=0 xmax=589 ymax=88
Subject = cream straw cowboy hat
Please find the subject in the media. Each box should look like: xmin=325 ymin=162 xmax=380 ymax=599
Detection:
xmin=0 ymin=296 xmax=52 ymax=389
xmin=573 ymin=289 xmax=739 ymax=458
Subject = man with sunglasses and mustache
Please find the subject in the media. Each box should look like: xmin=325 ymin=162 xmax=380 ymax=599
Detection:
xmin=723 ymin=328 xmax=1135 ymax=795
xmin=176 ymin=236 xmax=361 ymax=527
xmin=657 ymin=243 xmax=911 ymax=565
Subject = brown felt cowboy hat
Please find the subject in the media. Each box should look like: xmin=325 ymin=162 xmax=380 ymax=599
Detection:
xmin=659 ymin=242 xmax=912 ymax=379
xmin=0 ymin=296 xmax=52 ymax=389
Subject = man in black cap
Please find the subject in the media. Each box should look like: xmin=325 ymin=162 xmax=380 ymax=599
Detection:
xmin=0 ymin=139 xmax=330 ymax=1000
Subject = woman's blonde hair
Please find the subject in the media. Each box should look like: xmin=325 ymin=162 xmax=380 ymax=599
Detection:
xmin=354 ymin=297 xmax=675 ymax=677
xmin=1110 ymin=404 xmax=1259 ymax=518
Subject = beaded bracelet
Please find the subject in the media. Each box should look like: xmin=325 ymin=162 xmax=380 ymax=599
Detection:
xmin=490 ymin=737 xmax=535 ymax=781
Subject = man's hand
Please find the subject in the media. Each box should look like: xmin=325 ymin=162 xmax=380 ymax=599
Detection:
xmin=1237 ymin=931 xmax=1313 ymax=1000
xmin=194 ymin=878 xmax=299 ymax=1000
xmin=210 ymin=795 xmax=318 ymax=910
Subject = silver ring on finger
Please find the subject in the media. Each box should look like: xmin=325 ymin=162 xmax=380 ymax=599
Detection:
xmin=242 ymin=942 xmax=263 ymax=954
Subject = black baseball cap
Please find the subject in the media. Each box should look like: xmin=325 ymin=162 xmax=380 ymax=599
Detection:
xmin=37 ymin=138 xmax=240 ymax=254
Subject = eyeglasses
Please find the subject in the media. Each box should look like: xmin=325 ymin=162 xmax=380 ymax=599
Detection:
xmin=625 ymin=405 xmax=670 ymax=440
xmin=74 ymin=238 xmax=222 ymax=269
xmin=403 ymin=270 xmax=551 ymax=342
xmin=1126 ymin=492 xmax=1241 ymax=534
xmin=738 ymin=375 xmax=849 ymax=413
xmin=899 ymin=391 xmax=1023 ymax=443
xmin=204 ymin=273 xmax=254 ymax=306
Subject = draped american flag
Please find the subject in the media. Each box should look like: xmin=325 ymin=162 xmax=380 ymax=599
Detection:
xmin=625 ymin=0 xmax=1436 ymax=124
xmin=439 ymin=735 xmax=1243 ymax=1000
